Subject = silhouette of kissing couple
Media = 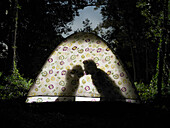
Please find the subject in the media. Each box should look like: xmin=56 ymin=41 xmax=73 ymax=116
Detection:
xmin=57 ymin=59 xmax=125 ymax=101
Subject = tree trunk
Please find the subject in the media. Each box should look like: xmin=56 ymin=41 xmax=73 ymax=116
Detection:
xmin=157 ymin=0 xmax=168 ymax=99
xmin=130 ymin=42 xmax=136 ymax=82
xmin=13 ymin=0 xmax=18 ymax=71
xmin=145 ymin=42 xmax=149 ymax=83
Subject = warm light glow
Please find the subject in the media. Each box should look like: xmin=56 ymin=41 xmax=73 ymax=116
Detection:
xmin=26 ymin=33 xmax=138 ymax=103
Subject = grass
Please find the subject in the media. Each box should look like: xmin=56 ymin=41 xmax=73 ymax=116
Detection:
xmin=0 ymin=98 xmax=170 ymax=128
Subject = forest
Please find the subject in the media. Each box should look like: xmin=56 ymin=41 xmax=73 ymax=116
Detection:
xmin=0 ymin=0 xmax=169 ymax=102
xmin=0 ymin=0 xmax=170 ymax=127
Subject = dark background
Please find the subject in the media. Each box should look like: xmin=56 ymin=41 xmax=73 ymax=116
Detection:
xmin=0 ymin=0 xmax=170 ymax=127
xmin=0 ymin=0 xmax=169 ymax=84
xmin=0 ymin=0 xmax=169 ymax=101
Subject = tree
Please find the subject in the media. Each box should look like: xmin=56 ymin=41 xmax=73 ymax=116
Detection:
xmin=82 ymin=18 xmax=93 ymax=32
xmin=76 ymin=18 xmax=93 ymax=33
xmin=0 ymin=0 xmax=89 ymax=78
xmin=136 ymin=0 xmax=170 ymax=99
xmin=0 ymin=0 xmax=14 ymax=75
xmin=95 ymin=0 xmax=150 ymax=82
xmin=13 ymin=0 xmax=19 ymax=71
xmin=157 ymin=0 xmax=169 ymax=98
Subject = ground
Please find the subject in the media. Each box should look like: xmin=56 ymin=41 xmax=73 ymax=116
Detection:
xmin=0 ymin=98 xmax=170 ymax=128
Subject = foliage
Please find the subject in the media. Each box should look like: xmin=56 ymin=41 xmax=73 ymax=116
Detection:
xmin=136 ymin=0 xmax=169 ymax=100
xmin=0 ymin=0 xmax=88 ymax=78
xmin=134 ymin=82 xmax=157 ymax=101
xmin=0 ymin=64 xmax=33 ymax=100
xmin=135 ymin=77 xmax=170 ymax=101
xmin=93 ymin=0 xmax=158 ymax=82
xmin=76 ymin=18 xmax=94 ymax=33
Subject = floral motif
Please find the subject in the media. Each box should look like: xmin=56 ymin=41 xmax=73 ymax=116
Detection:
xmin=106 ymin=48 xmax=110 ymax=51
xmin=72 ymin=40 xmax=76 ymax=43
xmin=85 ymin=48 xmax=89 ymax=52
xmin=113 ymin=74 xmax=119 ymax=79
xmin=63 ymin=47 xmax=68 ymax=51
xmin=120 ymin=72 xmax=124 ymax=77
xmin=94 ymin=57 xmax=99 ymax=62
xmin=121 ymin=87 xmax=127 ymax=92
xmin=85 ymin=39 xmax=90 ymax=42
xmin=61 ymin=87 xmax=66 ymax=92
xmin=31 ymin=92 xmax=36 ymax=96
xmin=78 ymin=89 xmax=83 ymax=93
xmin=70 ymin=55 xmax=76 ymax=60
xmin=59 ymin=55 xmax=64 ymax=60
xmin=117 ymin=62 xmax=121 ymax=66
xmin=86 ymin=53 xmax=90 ymax=57
xmin=49 ymin=69 xmax=53 ymax=74
xmin=86 ymin=76 xmax=91 ymax=82
xmin=118 ymin=81 xmax=122 ymax=85
xmin=35 ymin=88 xmax=38 ymax=91
xmin=60 ymin=61 xmax=64 ymax=65
xmin=66 ymin=66 xmax=70 ymax=70
xmin=48 ymin=58 xmax=53 ymax=63
xmin=51 ymin=76 xmax=55 ymax=81
xmin=37 ymin=98 xmax=43 ymax=102
xmin=46 ymin=78 xmax=50 ymax=83
xmin=35 ymin=78 xmax=40 ymax=84
xmin=59 ymin=80 xmax=65 ymax=86
xmin=41 ymin=88 xmax=46 ymax=93
xmin=78 ymin=49 xmax=84 ymax=53
xmin=41 ymin=71 xmax=48 ymax=77
xmin=107 ymin=71 xmax=111 ymax=75
xmin=105 ymin=64 xmax=109 ymax=68
xmin=81 ymin=55 xmax=85 ymax=59
xmin=61 ymin=70 xmax=66 ymax=75
xmin=91 ymin=99 xmax=96 ymax=101
xmin=72 ymin=46 xmax=77 ymax=50
xmin=105 ymin=56 xmax=110 ymax=61
xmin=85 ymin=86 xmax=90 ymax=91
xmin=96 ymin=40 xmax=101 ymax=44
xmin=123 ymin=79 xmax=127 ymax=84
xmin=82 ymin=79 xmax=86 ymax=84
xmin=97 ymin=48 xmax=102 ymax=53
xmin=48 ymin=84 xmax=54 ymax=89
xmin=111 ymin=64 xmax=115 ymax=69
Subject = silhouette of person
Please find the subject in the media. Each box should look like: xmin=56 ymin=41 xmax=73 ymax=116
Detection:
xmin=56 ymin=65 xmax=84 ymax=101
xmin=83 ymin=60 xmax=125 ymax=101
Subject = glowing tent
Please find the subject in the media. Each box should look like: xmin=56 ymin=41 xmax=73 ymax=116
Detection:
xmin=26 ymin=32 xmax=139 ymax=103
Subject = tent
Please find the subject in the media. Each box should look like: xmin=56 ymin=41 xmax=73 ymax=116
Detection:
xmin=26 ymin=32 xmax=139 ymax=103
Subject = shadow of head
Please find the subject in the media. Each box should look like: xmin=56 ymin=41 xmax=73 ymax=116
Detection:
xmin=83 ymin=60 xmax=97 ymax=75
xmin=70 ymin=65 xmax=84 ymax=78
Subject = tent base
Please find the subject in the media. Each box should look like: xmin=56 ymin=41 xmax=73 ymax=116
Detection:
xmin=26 ymin=96 xmax=139 ymax=103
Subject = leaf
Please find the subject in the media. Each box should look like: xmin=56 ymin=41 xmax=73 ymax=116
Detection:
xmin=17 ymin=4 xmax=22 ymax=9
xmin=0 ymin=72 xmax=2 ymax=77
xmin=0 ymin=86 xmax=5 ymax=89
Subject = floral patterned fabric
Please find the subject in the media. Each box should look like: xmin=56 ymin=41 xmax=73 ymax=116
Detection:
xmin=26 ymin=33 xmax=138 ymax=103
